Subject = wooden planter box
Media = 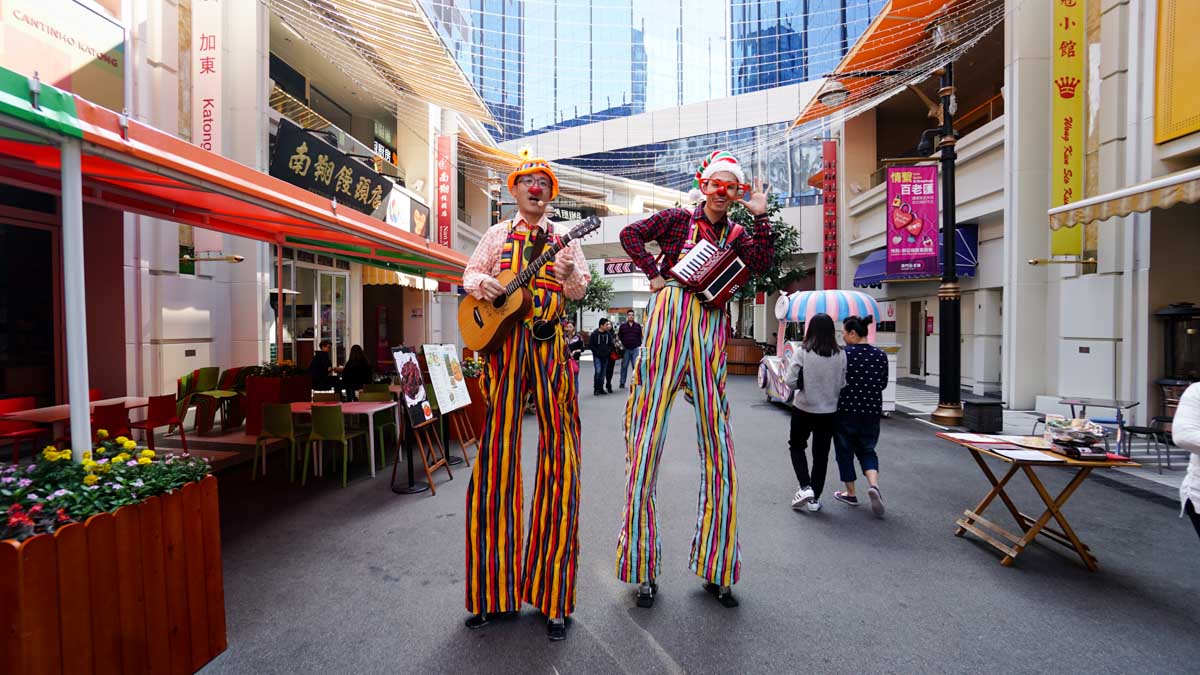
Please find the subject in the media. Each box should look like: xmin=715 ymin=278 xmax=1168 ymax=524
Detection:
xmin=727 ymin=338 xmax=765 ymax=376
xmin=0 ymin=476 xmax=227 ymax=675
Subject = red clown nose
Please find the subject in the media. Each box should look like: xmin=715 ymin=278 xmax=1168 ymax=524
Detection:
xmin=528 ymin=185 xmax=544 ymax=197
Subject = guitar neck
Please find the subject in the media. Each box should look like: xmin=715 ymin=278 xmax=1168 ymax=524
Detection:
xmin=503 ymin=235 xmax=571 ymax=296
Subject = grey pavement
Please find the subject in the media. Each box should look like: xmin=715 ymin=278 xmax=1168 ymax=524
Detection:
xmin=202 ymin=376 xmax=1200 ymax=674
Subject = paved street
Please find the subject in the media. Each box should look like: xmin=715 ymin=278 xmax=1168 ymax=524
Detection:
xmin=203 ymin=375 xmax=1200 ymax=674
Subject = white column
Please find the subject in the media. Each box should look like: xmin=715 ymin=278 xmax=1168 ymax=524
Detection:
xmin=1001 ymin=0 xmax=1054 ymax=409
xmin=61 ymin=139 xmax=91 ymax=461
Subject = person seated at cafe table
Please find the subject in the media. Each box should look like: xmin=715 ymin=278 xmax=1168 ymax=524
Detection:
xmin=308 ymin=340 xmax=342 ymax=393
xmin=340 ymin=344 xmax=373 ymax=401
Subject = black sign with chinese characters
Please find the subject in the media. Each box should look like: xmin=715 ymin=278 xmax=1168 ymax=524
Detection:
xmin=270 ymin=118 xmax=392 ymax=215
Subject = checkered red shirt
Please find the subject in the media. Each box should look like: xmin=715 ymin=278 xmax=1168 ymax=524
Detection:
xmin=620 ymin=204 xmax=774 ymax=280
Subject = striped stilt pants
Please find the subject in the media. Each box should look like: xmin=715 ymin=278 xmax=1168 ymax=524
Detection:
xmin=616 ymin=285 xmax=741 ymax=586
xmin=464 ymin=324 xmax=581 ymax=619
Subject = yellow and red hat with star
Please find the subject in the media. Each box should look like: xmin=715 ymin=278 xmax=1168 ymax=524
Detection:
xmin=507 ymin=147 xmax=559 ymax=200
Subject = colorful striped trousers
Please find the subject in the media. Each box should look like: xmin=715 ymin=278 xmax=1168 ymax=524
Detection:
xmin=464 ymin=323 xmax=581 ymax=620
xmin=616 ymin=284 xmax=741 ymax=586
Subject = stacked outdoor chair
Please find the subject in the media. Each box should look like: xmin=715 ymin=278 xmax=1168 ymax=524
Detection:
xmin=193 ymin=366 xmax=245 ymax=434
xmin=0 ymin=397 xmax=50 ymax=464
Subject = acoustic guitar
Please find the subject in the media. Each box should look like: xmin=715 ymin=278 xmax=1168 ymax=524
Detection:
xmin=458 ymin=216 xmax=602 ymax=353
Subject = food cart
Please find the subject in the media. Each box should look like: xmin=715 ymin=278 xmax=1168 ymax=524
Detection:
xmin=757 ymin=289 xmax=898 ymax=413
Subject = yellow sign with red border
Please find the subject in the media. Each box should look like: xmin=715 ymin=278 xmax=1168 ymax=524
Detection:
xmin=1051 ymin=0 xmax=1085 ymax=256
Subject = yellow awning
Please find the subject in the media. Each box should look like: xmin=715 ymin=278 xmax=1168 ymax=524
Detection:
xmin=361 ymin=265 xmax=439 ymax=289
xmin=1048 ymin=165 xmax=1200 ymax=229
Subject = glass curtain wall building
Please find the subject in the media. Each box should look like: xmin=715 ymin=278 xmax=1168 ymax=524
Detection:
xmin=730 ymin=0 xmax=886 ymax=95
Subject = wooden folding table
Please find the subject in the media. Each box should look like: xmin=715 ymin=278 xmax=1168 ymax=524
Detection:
xmin=939 ymin=433 xmax=1139 ymax=572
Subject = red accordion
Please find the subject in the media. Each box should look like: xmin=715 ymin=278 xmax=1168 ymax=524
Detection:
xmin=668 ymin=239 xmax=750 ymax=309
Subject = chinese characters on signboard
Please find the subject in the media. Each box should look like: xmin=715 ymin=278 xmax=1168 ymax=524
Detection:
xmin=192 ymin=0 xmax=220 ymax=153
xmin=270 ymin=119 xmax=392 ymax=216
xmin=821 ymin=140 xmax=838 ymax=290
xmin=886 ymin=166 xmax=940 ymax=277
xmin=1051 ymin=0 xmax=1085 ymax=256
xmin=436 ymin=135 xmax=453 ymax=291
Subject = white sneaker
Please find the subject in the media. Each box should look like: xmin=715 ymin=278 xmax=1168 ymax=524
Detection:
xmin=807 ymin=500 xmax=822 ymax=512
xmin=791 ymin=486 xmax=815 ymax=510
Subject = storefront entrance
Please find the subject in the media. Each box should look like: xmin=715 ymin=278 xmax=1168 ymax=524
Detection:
xmin=0 ymin=218 xmax=56 ymax=405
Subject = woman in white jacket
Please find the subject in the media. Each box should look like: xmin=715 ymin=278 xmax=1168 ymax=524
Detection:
xmin=786 ymin=313 xmax=847 ymax=513
xmin=1173 ymin=382 xmax=1200 ymax=539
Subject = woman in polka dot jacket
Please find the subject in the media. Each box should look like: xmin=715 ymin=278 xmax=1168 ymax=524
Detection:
xmin=831 ymin=315 xmax=889 ymax=517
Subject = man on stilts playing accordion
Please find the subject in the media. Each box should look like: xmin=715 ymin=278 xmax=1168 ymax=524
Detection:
xmin=615 ymin=150 xmax=773 ymax=608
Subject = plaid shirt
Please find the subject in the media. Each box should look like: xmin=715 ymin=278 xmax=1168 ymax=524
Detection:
xmin=619 ymin=203 xmax=774 ymax=280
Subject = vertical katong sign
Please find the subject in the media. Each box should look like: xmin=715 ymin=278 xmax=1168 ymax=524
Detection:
xmin=1051 ymin=0 xmax=1085 ymax=256
xmin=821 ymin=140 xmax=838 ymax=290
xmin=192 ymin=0 xmax=221 ymax=153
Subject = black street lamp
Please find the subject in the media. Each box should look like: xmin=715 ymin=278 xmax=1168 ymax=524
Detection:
xmin=930 ymin=62 xmax=962 ymax=426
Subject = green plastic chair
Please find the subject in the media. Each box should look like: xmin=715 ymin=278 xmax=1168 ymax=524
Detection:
xmin=358 ymin=391 xmax=398 ymax=469
xmin=173 ymin=371 xmax=197 ymax=434
xmin=302 ymin=404 xmax=365 ymax=488
xmin=313 ymin=392 xmax=342 ymax=402
xmin=190 ymin=367 xmax=223 ymax=434
xmin=252 ymin=404 xmax=308 ymax=482
xmin=362 ymin=383 xmax=391 ymax=393
xmin=196 ymin=367 xmax=243 ymax=433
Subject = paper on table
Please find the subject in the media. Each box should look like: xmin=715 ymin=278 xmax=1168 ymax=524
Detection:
xmin=992 ymin=435 xmax=1041 ymax=444
xmin=992 ymin=448 xmax=1065 ymax=462
xmin=943 ymin=433 xmax=1006 ymax=443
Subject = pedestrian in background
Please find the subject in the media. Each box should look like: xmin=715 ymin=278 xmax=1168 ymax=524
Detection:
xmin=618 ymin=309 xmax=643 ymax=389
xmin=1173 ymin=381 xmax=1200 ymax=540
xmin=341 ymin=344 xmax=373 ymax=401
xmin=786 ymin=313 xmax=846 ymax=513
xmin=564 ymin=320 xmax=584 ymax=392
xmin=589 ymin=318 xmax=615 ymax=395
xmin=831 ymin=315 xmax=888 ymax=516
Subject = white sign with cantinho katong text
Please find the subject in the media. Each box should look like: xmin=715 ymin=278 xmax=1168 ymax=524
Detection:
xmin=191 ymin=0 xmax=221 ymax=154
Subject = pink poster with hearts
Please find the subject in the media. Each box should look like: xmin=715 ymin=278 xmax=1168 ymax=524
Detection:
xmin=886 ymin=166 xmax=939 ymax=276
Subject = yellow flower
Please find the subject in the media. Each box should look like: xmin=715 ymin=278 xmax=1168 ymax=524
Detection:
xmin=113 ymin=453 xmax=131 ymax=463
xmin=140 ymin=449 xmax=155 ymax=459
xmin=123 ymin=440 xmax=137 ymax=451
xmin=115 ymin=436 xmax=129 ymax=445
xmin=82 ymin=451 xmax=92 ymax=460
xmin=96 ymin=429 xmax=108 ymax=439
xmin=83 ymin=474 xmax=99 ymax=486
xmin=82 ymin=459 xmax=97 ymax=470
xmin=42 ymin=447 xmax=62 ymax=461
xmin=95 ymin=463 xmax=112 ymax=474
xmin=137 ymin=457 xmax=151 ymax=465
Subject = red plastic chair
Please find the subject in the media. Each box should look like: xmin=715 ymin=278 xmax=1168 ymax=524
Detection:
xmin=129 ymin=394 xmax=185 ymax=452
xmin=91 ymin=402 xmax=131 ymax=443
xmin=0 ymin=397 xmax=49 ymax=464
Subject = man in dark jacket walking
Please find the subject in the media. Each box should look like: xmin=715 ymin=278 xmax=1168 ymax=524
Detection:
xmin=617 ymin=310 xmax=643 ymax=389
xmin=589 ymin=318 xmax=615 ymax=395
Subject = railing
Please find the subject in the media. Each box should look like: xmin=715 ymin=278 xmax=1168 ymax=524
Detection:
xmin=867 ymin=93 xmax=1005 ymax=188
xmin=268 ymin=82 xmax=405 ymax=183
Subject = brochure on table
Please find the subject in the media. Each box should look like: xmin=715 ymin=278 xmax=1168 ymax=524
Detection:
xmin=423 ymin=344 xmax=471 ymax=413
xmin=393 ymin=347 xmax=435 ymax=426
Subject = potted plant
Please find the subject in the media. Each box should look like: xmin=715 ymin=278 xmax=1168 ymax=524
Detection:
xmin=458 ymin=352 xmax=487 ymax=442
xmin=1 ymin=434 xmax=225 ymax=674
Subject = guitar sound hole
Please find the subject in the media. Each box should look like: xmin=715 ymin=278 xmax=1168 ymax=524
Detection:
xmin=472 ymin=307 xmax=484 ymax=328
xmin=491 ymin=296 xmax=506 ymax=310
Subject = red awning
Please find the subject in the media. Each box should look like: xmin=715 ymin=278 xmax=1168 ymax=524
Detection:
xmin=0 ymin=86 xmax=466 ymax=281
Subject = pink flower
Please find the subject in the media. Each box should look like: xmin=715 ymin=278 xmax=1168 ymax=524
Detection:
xmin=126 ymin=460 xmax=138 ymax=467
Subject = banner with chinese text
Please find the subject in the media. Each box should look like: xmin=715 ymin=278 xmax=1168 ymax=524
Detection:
xmin=192 ymin=0 xmax=221 ymax=153
xmin=1051 ymin=0 xmax=1085 ymax=256
xmin=886 ymin=166 xmax=939 ymax=277
xmin=436 ymin=135 xmax=453 ymax=291
xmin=269 ymin=119 xmax=391 ymax=216
xmin=821 ymin=140 xmax=838 ymax=290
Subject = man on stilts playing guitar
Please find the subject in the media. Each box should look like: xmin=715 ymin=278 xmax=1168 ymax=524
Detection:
xmin=460 ymin=149 xmax=590 ymax=641
xmin=616 ymin=150 xmax=773 ymax=609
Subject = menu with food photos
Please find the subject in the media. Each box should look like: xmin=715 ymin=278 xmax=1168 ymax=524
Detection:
xmin=393 ymin=347 xmax=434 ymax=426
xmin=423 ymin=344 xmax=471 ymax=414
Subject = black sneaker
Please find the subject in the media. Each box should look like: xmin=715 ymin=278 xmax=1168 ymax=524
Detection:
xmin=834 ymin=491 xmax=860 ymax=507
xmin=703 ymin=582 xmax=739 ymax=608
xmin=636 ymin=580 xmax=657 ymax=608
xmin=464 ymin=613 xmax=489 ymax=629
xmin=547 ymin=618 xmax=567 ymax=641
xmin=867 ymin=485 xmax=885 ymax=517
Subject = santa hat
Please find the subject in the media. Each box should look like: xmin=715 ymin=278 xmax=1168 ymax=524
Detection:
xmin=507 ymin=147 xmax=559 ymax=200
xmin=687 ymin=150 xmax=746 ymax=203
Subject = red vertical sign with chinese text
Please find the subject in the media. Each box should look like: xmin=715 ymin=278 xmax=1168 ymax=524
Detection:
xmin=821 ymin=140 xmax=838 ymax=290
xmin=1051 ymin=0 xmax=1085 ymax=255
xmin=436 ymin=135 xmax=453 ymax=291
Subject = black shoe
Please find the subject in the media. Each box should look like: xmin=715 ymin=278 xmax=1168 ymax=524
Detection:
xmin=606 ymin=387 xmax=613 ymax=393
xmin=636 ymin=580 xmax=657 ymax=608
xmin=547 ymin=618 xmax=567 ymax=641
xmin=464 ymin=613 xmax=489 ymax=629
xmin=703 ymin=582 xmax=739 ymax=608
xmin=620 ymin=383 xmax=626 ymax=388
